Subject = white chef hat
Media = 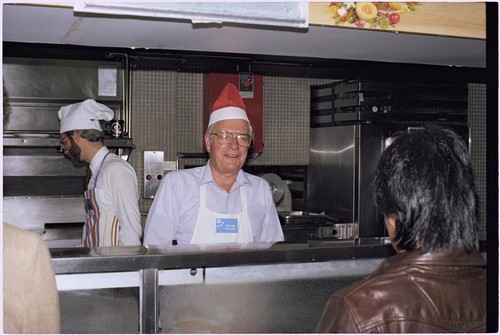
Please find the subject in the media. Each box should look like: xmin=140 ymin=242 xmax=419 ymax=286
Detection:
xmin=58 ymin=99 xmax=114 ymax=133
xmin=208 ymin=83 xmax=250 ymax=127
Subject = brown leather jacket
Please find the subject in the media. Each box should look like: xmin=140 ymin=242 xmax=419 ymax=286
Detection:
xmin=315 ymin=250 xmax=486 ymax=333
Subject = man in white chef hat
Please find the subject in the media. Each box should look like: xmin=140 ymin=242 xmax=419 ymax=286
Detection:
xmin=58 ymin=99 xmax=142 ymax=247
xmin=144 ymin=83 xmax=284 ymax=246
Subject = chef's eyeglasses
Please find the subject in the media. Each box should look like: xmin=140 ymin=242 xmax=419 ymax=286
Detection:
xmin=210 ymin=131 xmax=252 ymax=147
xmin=58 ymin=133 xmax=72 ymax=151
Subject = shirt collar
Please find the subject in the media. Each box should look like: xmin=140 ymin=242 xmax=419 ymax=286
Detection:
xmin=89 ymin=146 xmax=110 ymax=174
xmin=200 ymin=160 xmax=251 ymax=187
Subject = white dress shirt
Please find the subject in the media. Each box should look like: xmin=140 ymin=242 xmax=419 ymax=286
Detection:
xmin=88 ymin=147 xmax=142 ymax=245
xmin=144 ymin=161 xmax=284 ymax=246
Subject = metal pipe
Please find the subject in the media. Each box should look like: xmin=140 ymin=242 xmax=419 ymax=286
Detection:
xmin=106 ymin=52 xmax=131 ymax=138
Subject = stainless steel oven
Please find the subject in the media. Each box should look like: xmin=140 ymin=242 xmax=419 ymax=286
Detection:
xmin=3 ymin=57 xmax=134 ymax=246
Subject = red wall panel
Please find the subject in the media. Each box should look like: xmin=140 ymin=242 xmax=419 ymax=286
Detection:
xmin=203 ymin=73 xmax=264 ymax=155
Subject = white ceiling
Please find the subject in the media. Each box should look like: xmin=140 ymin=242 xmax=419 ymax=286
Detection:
xmin=2 ymin=3 xmax=486 ymax=68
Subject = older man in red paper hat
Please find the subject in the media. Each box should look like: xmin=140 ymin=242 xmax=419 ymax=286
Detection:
xmin=144 ymin=83 xmax=284 ymax=246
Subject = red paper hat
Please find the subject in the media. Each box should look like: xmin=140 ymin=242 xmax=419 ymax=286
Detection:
xmin=209 ymin=83 xmax=249 ymax=127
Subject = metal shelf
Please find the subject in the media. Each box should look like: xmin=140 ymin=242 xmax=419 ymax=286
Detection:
xmin=3 ymin=136 xmax=135 ymax=149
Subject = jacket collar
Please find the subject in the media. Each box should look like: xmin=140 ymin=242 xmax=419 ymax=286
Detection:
xmin=382 ymin=249 xmax=486 ymax=270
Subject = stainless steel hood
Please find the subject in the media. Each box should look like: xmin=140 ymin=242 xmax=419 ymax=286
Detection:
xmin=2 ymin=3 xmax=486 ymax=68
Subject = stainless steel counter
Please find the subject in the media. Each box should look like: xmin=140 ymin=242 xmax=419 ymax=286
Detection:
xmin=50 ymin=238 xmax=394 ymax=274
xmin=50 ymin=239 xmax=395 ymax=334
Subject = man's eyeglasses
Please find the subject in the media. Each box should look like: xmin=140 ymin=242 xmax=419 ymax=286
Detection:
xmin=210 ymin=131 xmax=252 ymax=148
xmin=58 ymin=135 xmax=69 ymax=151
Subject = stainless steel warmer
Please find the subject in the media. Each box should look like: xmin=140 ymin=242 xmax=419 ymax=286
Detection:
xmin=307 ymin=80 xmax=469 ymax=238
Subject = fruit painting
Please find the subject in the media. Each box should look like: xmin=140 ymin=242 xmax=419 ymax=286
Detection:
xmin=327 ymin=2 xmax=421 ymax=29
xmin=309 ymin=2 xmax=485 ymax=39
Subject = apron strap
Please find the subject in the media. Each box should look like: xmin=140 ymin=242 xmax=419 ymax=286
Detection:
xmin=200 ymin=184 xmax=207 ymax=209
xmin=240 ymin=185 xmax=248 ymax=211
xmin=93 ymin=151 xmax=112 ymax=188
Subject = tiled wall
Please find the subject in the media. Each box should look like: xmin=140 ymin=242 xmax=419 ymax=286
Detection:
xmin=468 ymin=83 xmax=487 ymax=239
xmin=130 ymin=65 xmax=487 ymax=238
xmin=250 ymin=76 xmax=332 ymax=166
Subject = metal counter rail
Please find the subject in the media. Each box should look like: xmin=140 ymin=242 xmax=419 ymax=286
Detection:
xmin=50 ymin=240 xmax=396 ymax=333
xmin=50 ymin=239 xmax=395 ymax=274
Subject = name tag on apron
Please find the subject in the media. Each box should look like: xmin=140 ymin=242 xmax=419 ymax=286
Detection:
xmin=216 ymin=218 xmax=239 ymax=233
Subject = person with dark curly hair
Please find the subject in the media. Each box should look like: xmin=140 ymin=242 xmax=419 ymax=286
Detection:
xmin=316 ymin=125 xmax=486 ymax=333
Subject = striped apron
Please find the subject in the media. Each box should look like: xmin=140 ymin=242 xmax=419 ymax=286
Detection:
xmin=82 ymin=152 xmax=119 ymax=247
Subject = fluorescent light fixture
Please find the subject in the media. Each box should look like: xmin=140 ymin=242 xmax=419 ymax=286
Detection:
xmin=74 ymin=2 xmax=308 ymax=28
